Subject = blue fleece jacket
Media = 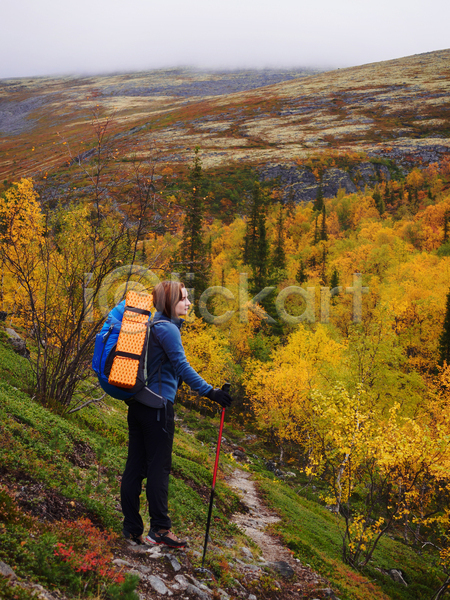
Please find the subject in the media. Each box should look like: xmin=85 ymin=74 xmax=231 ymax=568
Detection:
xmin=146 ymin=312 xmax=213 ymax=403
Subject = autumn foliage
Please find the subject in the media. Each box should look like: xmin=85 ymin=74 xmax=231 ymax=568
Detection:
xmin=3 ymin=149 xmax=450 ymax=592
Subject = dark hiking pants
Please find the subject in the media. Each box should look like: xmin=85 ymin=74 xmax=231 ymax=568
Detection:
xmin=121 ymin=400 xmax=174 ymax=537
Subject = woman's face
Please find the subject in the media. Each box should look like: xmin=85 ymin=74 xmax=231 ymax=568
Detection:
xmin=174 ymin=287 xmax=191 ymax=317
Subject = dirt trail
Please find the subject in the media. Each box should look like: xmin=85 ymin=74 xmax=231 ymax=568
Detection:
xmin=227 ymin=467 xmax=336 ymax=600
xmin=228 ymin=468 xmax=293 ymax=563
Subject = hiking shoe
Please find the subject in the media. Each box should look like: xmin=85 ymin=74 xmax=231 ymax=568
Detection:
xmin=145 ymin=528 xmax=187 ymax=548
xmin=123 ymin=530 xmax=146 ymax=545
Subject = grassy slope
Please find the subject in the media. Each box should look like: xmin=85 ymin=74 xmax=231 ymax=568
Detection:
xmin=256 ymin=478 xmax=443 ymax=599
xmin=0 ymin=338 xmax=445 ymax=599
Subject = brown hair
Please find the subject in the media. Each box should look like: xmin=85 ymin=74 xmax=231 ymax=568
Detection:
xmin=152 ymin=281 xmax=185 ymax=318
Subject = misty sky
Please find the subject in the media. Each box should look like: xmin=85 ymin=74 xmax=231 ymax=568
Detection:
xmin=1 ymin=0 xmax=449 ymax=79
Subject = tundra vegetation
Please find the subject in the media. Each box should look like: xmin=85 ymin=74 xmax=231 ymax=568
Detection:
xmin=1 ymin=55 xmax=450 ymax=597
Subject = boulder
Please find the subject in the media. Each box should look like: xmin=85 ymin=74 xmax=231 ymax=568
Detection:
xmin=265 ymin=460 xmax=277 ymax=472
xmin=233 ymin=449 xmax=246 ymax=460
xmin=167 ymin=554 xmax=182 ymax=572
xmin=186 ymin=583 xmax=211 ymax=600
xmin=112 ymin=558 xmax=134 ymax=568
xmin=148 ymin=574 xmax=170 ymax=595
xmin=5 ymin=327 xmax=20 ymax=339
xmin=388 ymin=569 xmax=408 ymax=586
xmin=269 ymin=560 xmax=295 ymax=578
xmin=5 ymin=328 xmax=29 ymax=358
xmin=0 ymin=560 xmax=16 ymax=578
xmin=174 ymin=574 xmax=190 ymax=589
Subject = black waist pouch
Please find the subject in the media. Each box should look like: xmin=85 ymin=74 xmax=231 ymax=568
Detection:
xmin=134 ymin=387 xmax=171 ymax=433
xmin=134 ymin=386 xmax=167 ymax=409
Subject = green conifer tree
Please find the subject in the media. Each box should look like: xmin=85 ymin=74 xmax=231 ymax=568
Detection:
xmin=243 ymin=184 xmax=283 ymax=330
xmin=177 ymin=147 xmax=210 ymax=310
xmin=254 ymin=207 xmax=269 ymax=292
xmin=373 ymin=186 xmax=385 ymax=215
xmin=313 ymin=215 xmax=319 ymax=245
xmin=140 ymin=240 xmax=147 ymax=265
xmin=313 ymin=184 xmax=324 ymax=212
xmin=244 ymin=183 xmax=262 ymax=265
xmin=183 ymin=147 xmax=204 ymax=262
xmin=439 ymin=288 xmax=450 ymax=366
xmin=330 ymin=267 xmax=340 ymax=305
xmin=320 ymin=244 xmax=327 ymax=285
xmin=272 ymin=206 xmax=286 ymax=272
xmin=384 ymin=182 xmax=391 ymax=206
xmin=296 ymin=260 xmax=307 ymax=285
xmin=320 ymin=205 xmax=328 ymax=241
xmin=444 ymin=211 xmax=449 ymax=244
xmin=330 ymin=266 xmax=339 ymax=290
xmin=244 ymin=183 xmax=269 ymax=293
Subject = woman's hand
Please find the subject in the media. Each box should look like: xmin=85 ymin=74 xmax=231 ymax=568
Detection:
xmin=205 ymin=388 xmax=233 ymax=407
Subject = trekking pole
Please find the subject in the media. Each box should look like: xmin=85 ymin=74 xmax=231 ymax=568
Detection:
xmin=200 ymin=383 xmax=230 ymax=570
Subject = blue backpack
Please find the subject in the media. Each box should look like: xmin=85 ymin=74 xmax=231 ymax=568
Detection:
xmin=92 ymin=300 xmax=166 ymax=405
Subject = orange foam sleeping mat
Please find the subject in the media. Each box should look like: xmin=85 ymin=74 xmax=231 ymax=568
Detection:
xmin=108 ymin=291 xmax=152 ymax=389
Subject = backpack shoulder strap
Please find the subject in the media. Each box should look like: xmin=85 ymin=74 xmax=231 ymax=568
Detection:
xmin=146 ymin=319 xmax=172 ymax=393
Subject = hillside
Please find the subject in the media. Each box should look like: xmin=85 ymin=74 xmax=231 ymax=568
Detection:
xmin=1 ymin=49 xmax=449 ymax=183
xmin=0 ymin=338 xmax=446 ymax=600
xmin=0 ymin=67 xmax=318 ymax=181
xmin=2 ymin=49 xmax=450 ymax=600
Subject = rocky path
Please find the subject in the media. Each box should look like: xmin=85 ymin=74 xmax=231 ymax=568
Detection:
xmin=228 ymin=468 xmax=294 ymax=564
xmin=227 ymin=468 xmax=337 ymax=598
xmin=108 ymin=466 xmax=338 ymax=599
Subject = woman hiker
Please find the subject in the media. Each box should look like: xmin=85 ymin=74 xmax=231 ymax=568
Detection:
xmin=120 ymin=280 xmax=233 ymax=548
